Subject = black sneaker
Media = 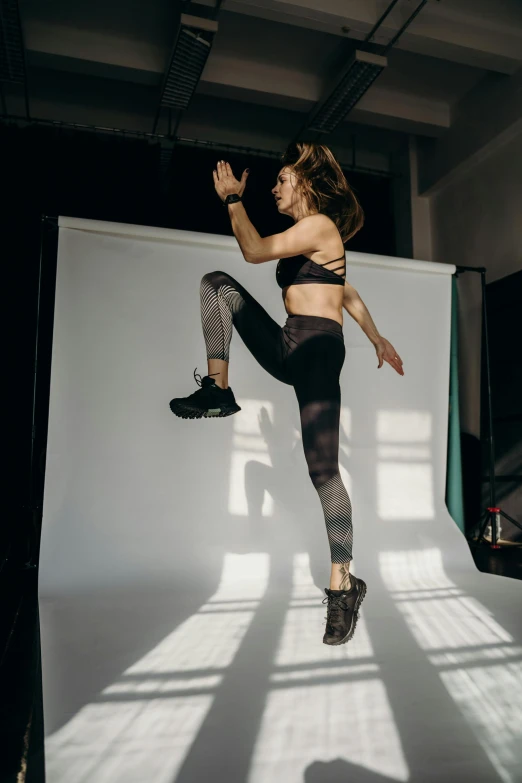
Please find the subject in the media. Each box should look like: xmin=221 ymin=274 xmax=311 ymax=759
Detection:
xmin=322 ymin=575 xmax=367 ymax=645
xmin=169 ymin=368 xmax=241 ymax=419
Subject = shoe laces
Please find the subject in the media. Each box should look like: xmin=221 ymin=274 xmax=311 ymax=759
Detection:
xmin=194 ymin=367 xmax=220 ymax=387
xmin=322 ymin=592 xmax=349 ymax=626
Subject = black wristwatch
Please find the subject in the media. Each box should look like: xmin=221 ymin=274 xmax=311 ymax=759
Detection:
xmin=223 ymin=193 xmax=242 ymax=207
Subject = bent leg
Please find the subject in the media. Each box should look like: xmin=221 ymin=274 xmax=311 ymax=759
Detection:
xmin=200 ymin=270 xmax=291 ymax=385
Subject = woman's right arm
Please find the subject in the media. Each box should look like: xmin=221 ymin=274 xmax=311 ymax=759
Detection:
xmin=235 ymin=212 xmax=333 ymax=264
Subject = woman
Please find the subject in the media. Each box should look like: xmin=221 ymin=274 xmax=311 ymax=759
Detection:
xmin=169 ymin=142 xmax=404 ymax=645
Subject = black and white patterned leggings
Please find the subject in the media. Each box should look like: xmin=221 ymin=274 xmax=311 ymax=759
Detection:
xmin=200 ymin=270 xmax=353 ymax=563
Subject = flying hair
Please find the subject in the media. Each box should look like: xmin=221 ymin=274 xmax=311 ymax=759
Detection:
xmin=280 ymin=141 xmax=365 ymax=242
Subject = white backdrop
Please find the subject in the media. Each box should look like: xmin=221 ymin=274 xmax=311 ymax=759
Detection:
xmin=39 ymin=216 xmax=522 ymax=783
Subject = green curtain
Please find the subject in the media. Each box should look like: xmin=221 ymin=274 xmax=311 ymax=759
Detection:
xmin=445 ymin=275 xmax=466 ymax=533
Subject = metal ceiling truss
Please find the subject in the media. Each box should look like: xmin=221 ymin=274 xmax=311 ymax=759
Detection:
xmin=152 ymin=5 xmax=219 ymax=135
xmin=296 ymin=0 xmax=431 ymax=140
xmin=306 ymin=49 xmax=388 ymax=135
xmin=0 ymin=113 xmax=393 ymax=179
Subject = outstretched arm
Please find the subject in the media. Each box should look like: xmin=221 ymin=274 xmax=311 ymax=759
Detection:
xmin=343 ymin=284 xmax=404 ymax=376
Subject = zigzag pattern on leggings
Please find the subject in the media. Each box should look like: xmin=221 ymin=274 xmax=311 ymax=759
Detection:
xmin=316 ymin=472 xmax=353 ymax=563
xmin=199 ymin=271 xmax=353 ymax=564
xmin=200 ymin=275 xmax=245 ymax=362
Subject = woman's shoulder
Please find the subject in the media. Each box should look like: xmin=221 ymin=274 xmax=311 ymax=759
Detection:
xmin=303 ymin=212 xmax=342 ymax=239
xmin=302 ymin=211 xmax=335 ymax=227
xmin=304 ymin=213 xmax=344 ymax=246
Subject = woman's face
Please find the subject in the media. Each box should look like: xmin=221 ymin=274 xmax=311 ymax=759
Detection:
xmin=271 ymin=166 xmax=302 ymax=218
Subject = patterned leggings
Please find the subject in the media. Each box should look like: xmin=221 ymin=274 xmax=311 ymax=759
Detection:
xmin=200 ymin=270 xmax=353 ymax=563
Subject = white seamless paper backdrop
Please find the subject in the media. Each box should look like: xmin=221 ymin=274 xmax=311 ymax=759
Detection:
xmin=38 ymin=216 xmax=522 ymax=783
xmin=40 ymin=216 xmax=458 ymax=594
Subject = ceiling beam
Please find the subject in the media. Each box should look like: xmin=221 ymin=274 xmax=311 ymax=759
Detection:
xmin=199 ymin=53 xmax=450 ymax=135
xmin=224 ymin=0 xmax=522 ymax=74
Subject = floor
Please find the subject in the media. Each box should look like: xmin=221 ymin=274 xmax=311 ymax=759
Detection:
xmin=1 ymin=537 xmax=521 ymax=783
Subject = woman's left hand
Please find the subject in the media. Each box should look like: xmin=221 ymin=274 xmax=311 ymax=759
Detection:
xmin=213 ymin=160 xmax=249 ymax=202
xmin=375 ymin=337 xmax=404 ymax=375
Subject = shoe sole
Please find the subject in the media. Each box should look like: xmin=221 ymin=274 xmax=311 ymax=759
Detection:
xmin=323 ymin=579 xmax=367 ymax=646
xmin=169 ymin=400 xmax=242 ymax=419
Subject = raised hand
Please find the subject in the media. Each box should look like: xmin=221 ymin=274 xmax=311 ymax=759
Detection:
xmin=213 ymin=160 xmax=249 ymax=202
xmin=375 ymin=337 xmax=404 ymax=375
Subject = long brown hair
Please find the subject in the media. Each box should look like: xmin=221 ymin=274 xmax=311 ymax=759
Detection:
xmin=280 ymin=142 xmax=364 ymax=243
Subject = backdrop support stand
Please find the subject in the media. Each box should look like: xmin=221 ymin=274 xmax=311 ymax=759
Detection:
xmin=21 ymin=215 xmax=58 ymax=570
xmin=454 ymin=264 xmax=522 ymax=548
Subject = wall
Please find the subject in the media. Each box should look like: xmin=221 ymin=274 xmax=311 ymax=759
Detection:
xmin=411 ymin=124 xmax=522 ymax=537
xmin=430 ymin=128 xmax=522 ymax=439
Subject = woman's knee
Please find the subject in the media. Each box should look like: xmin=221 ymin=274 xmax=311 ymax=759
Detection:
xmin=308 ymin=466 xmax=340 ymax=490
xmin=201 ymin=270 xmax=231 ymax=287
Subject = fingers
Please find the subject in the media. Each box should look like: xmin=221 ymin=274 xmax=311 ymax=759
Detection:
xmin=387 ymin=355 xmax=400 ymax=373
xmin=383 ymin=350 xmax=404 ymax=375
xmin=390 ymin=357 xmax=404 ymax=375
xmin=393 ymin=352 xmax=404 ymax=375
xmin=215 ymin=160 xmax=231 ymax=177
xmin=386 ymin=344 xmax=404 ymax=375
xmin=215 ymin=160 xmax=241 ymax=178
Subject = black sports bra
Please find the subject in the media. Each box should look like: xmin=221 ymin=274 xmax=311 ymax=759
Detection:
xmin=276 ymin=252 xmax=346 ymax=290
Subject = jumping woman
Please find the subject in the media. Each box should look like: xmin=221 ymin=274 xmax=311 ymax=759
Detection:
xmin=169 ymin=142 xmax=405 ymax=645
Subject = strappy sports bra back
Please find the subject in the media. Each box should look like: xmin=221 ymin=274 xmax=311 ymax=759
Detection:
xmin=276 ymin=252 xmax=346 ymax=290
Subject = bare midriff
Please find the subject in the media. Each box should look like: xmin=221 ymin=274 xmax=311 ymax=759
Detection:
xmin=281 ymin=246 xmax=346 ymax=327
xmin=282 ymin=284 xmax=344 ymax=327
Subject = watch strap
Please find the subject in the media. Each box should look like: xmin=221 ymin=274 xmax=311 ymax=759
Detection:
xmin=223 ymin=193 xmax=242 ymax=206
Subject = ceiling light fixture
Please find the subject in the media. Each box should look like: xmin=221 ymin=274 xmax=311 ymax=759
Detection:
xmin=305 ymin=49 xmax=387 ymax=135
xmin=153 ymin=12 xmax=218 ymax=133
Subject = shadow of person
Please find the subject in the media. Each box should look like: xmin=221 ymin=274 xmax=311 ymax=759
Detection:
xmin=305 ymin=757 xmax=403 ymax=783
xmin=243 ymin=403 xmax=316 ymax=555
